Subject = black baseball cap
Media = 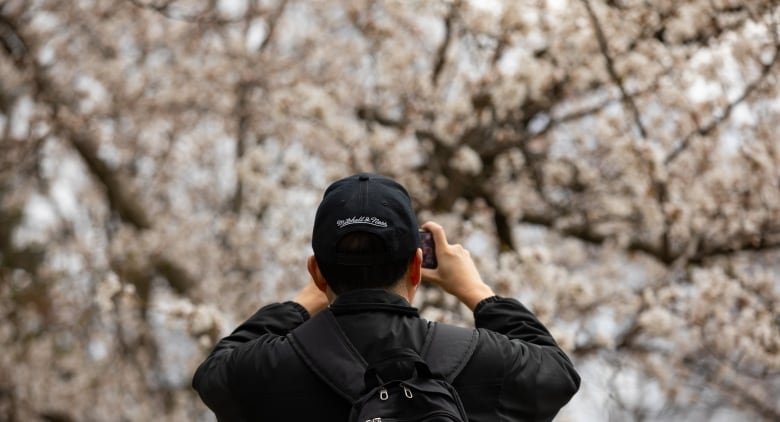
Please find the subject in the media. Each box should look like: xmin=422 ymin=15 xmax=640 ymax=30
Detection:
xmin=312 ymin=173 xmax=420 ymax=266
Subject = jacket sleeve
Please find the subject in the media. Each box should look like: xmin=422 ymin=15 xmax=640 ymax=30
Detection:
xmin=191 ymin=301 xmax=310 ymax=421
xmin=472 ymin=296 xmax=581 ymax=421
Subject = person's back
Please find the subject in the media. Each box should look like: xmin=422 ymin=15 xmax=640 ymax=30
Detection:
xmin=193 ymin=173 xmax=580 ymax=421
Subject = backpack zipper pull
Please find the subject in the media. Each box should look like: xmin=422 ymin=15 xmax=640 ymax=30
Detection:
xmin=379 ymin=387 xmax=389 ymax=400
xmin=402 ymin=384 xmax=414 ymax=398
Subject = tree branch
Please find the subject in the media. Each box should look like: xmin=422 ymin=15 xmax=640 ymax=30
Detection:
xmin=665 ymin=39 xmax=780 ymax=164
xmin=5 ymin=18 xmax=195 ymax=294
xmin=581 ymin=0 xmax=648 ymax=138
xmin=432 ymin=1 xmax=459 ymax=85
xmin=257 ymin=0 xmax=289 ymax=53
xmin=126 ymin=0 xmax=240 ymax=24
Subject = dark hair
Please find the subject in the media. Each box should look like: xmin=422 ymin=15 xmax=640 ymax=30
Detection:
xmin=317 ymin=231 xmax=415 ymax=295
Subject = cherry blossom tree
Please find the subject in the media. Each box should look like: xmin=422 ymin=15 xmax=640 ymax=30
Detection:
xmin=1 ymin=0 xmax=778 ymax=420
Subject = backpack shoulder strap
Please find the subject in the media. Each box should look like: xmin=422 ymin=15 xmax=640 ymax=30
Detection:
xmin=288 ymin=309 xmax=366 ymax=402
xmin=421 ymin=322 xmax=479 ymax=383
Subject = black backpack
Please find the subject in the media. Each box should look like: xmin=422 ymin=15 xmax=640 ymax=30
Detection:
xmin=289 ymin=309 xmax=478 ymax=422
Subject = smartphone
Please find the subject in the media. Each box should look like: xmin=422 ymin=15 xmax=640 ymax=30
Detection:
xmin=419 ymin=230 xmax=438 ymax=269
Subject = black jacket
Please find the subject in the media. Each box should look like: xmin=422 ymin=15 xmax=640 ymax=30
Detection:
xmin=193 ymin=289 xmax=580 ymax=421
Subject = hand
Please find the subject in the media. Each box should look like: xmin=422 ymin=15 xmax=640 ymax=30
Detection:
xmin=420 ymin=221 xmax=495 ymax=310
xmin=293 ymin=281 xmax=330 ymax=316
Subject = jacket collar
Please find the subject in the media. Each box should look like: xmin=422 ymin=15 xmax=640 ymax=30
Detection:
xmin=329 ymin=289 xmax=419 ymax=317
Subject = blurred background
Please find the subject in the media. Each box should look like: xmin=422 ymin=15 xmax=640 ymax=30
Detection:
xmin=1 ymin=0 xmax=778 ymax=420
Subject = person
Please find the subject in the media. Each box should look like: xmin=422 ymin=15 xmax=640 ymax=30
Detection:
xmin=192 ymin=173 xmax=580 ymax=421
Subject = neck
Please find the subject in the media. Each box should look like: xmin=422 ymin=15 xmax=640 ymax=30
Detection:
xmin=390 ymin=281 xmax=416 ymax=304
xmin=328 ymin=283 xmax=416 ymax=305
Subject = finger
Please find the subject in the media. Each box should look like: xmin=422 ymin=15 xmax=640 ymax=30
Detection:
xmin=421 ymin=221 xmax=449 ymax=247
xmin=420 ymin=267 xmax=441 ymax=284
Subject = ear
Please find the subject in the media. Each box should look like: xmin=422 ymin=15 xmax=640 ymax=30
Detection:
xmin=408 ymin=248 xmax=423 ymax=287
xmin=307 ymin=255 xmax=329 ymax=294
xmin=400 ymin=248 xmax=423 ymax=303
